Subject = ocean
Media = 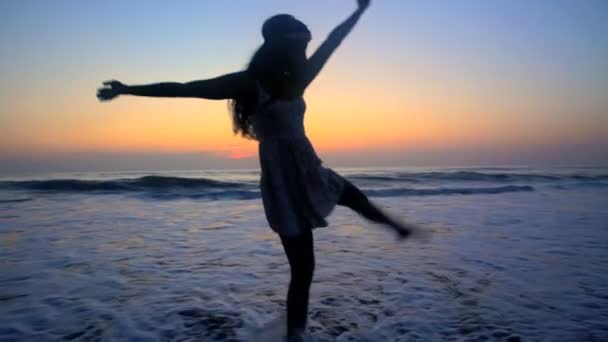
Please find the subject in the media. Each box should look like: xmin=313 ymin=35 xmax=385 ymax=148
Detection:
xmin=1 ymin=166 xmax=607 ymax=341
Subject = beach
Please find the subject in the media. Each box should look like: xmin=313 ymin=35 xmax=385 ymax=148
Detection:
xmin=1 ymin=166 xmax=607 ymax=341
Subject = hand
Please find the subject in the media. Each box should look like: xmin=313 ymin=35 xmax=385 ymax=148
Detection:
xmin=357 ymin=0 xmax=370 ymax=11
xmin=97 ymin=80 xmax=128 ymax=101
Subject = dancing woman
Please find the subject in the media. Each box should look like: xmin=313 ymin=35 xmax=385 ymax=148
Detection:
xmin=98 ymin=1 xmax=426 ymax=339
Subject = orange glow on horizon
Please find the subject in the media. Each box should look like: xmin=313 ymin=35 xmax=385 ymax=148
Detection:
xmin=227 ymin=151 xmax=256 ymax=159
xmin=2 ymin=70 xmax=606 ymax=161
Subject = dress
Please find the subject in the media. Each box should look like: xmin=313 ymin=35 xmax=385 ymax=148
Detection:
xmin=251 ymin=84 xmax=345 ymax=238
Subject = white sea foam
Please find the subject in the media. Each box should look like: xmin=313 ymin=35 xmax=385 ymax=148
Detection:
xmin=1 ymin=167 xmax=607 ymax=341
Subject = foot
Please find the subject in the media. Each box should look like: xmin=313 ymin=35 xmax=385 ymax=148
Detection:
xmin=395 ymin=224 xmax=411 ymax=240
xmin=286 ymin=329 xmax=312 ymax=342
xmin=394 ymin=221 xmax=431 ymax=242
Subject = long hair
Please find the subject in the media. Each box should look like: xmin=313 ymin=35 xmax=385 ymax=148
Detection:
xmin=230 ymin=14 xmax=310 ymax=140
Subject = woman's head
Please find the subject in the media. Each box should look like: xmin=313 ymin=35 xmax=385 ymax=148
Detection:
xmin=230 ymin=14 xmax=311 ymax=139
xmin=262 ymin=14 xmax=311 ymax=49
xmin=250 ymin=14 xmax=311 ymax=85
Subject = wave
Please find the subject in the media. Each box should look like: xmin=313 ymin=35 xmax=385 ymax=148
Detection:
xmin=4 ymin=172 xmax=604 ymax=193
xmin=0 ymin=176 xmax=249 ymax=193
xmin=347 ymin=174 xmax=420 ymax=182
xmin=349 ymin=171 xmax=608 ymax=183
xmin=367 ymin=185 xmax=535 ymax=197
xmin=0 ymin=175 xmax=539 ymax=200
xmin=138 ymin=185 xmax=534 ymax=200
xmin=144 ymin=185 xmax=534 ymax=199
xmin=0 ymin=197 xmax=33 ymax=204
xmin=141 ymin=190 xmax=261 ymax=201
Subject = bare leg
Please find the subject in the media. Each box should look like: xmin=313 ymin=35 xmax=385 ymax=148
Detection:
xmin=337 ymin=180 xmax=421 ymax=239
xmin=280 ymin=229 xmax=315 ymax=339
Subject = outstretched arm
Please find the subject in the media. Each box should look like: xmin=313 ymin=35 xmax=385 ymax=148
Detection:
xmin=97 ymin=72 xmax=254 ymax=101
xmin=304 ymin=0 xmax=370 ymax=88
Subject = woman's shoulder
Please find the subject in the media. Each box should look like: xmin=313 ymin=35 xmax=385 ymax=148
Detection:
xmin=227 ymin=71 xmax=258 ymax=99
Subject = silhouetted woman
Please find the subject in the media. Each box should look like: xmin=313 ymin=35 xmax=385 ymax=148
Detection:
xmin=98 ymin=1 xmax=427 ymax=340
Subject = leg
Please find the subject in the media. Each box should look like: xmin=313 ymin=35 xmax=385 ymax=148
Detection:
xmin=280 ymin=229 xmax=315 ymax=339
xmin=337 ymin=180 xmax=413 ymax=238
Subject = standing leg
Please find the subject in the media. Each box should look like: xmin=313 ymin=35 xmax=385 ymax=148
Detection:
xmin=337 ymin=179 xmax=417 ymax=238
xmin=280 ymin=229 xmax=315 ymax=339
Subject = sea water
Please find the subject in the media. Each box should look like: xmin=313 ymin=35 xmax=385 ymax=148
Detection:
xmin=1 ymin=166 xmax=607 ymax=341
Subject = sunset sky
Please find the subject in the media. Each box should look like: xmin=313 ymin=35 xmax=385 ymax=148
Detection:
xmin=1 ymin=0 xmax=607 ymax=173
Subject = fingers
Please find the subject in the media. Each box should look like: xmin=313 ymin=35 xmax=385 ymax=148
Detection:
xmin=96 ymin=90 xmax=108 ymax=101
xmin=96 ymin=88 xmax=116 ymax=101
xmin=98 ymin=80 xmax=118 ymax=101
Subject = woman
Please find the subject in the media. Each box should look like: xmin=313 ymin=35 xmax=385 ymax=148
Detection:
xmin=98 ymin=0 xmax=427 ymax=339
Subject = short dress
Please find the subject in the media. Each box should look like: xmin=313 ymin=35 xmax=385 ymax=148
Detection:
xmin=251 ymin=84 xmax=345 ymax=238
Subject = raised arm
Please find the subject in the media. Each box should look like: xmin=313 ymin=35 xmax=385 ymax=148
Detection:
xmin=97 ymin=72 xmax=254 ymax=101
xmin=304 ymin=0 xmax=370 ymax=88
